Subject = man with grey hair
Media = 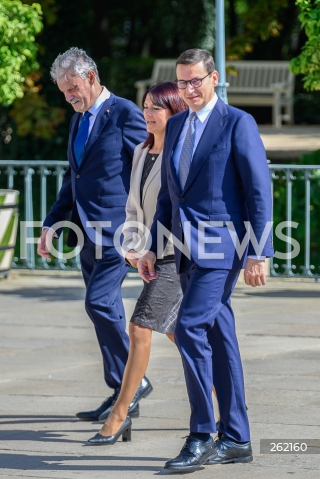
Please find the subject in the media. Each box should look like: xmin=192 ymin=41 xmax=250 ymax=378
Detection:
xmin=37 ymin=47 xmax=152 ymax=423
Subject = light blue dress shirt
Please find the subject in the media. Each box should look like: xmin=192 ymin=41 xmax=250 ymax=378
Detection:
xmin=172 ymin=94 xmax=218 ymax=176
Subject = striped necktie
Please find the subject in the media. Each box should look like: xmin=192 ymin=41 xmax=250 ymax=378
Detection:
xmin=178 ymin=111 xmax=197 ymax=189
xmin=73 ymin=111 xmax=92 ymax=166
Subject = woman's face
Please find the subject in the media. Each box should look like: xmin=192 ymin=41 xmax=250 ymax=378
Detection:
xmin=143 ymin=93 xmax=172 ymax=137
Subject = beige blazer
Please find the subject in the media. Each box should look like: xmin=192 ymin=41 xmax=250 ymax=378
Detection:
xmin=122 ymin=143 xmax=174 ymax=258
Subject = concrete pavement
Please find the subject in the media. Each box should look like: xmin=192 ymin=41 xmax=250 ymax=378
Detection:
xmin=258 ymin=125 xmax=320 ymax=161
xmin=0 ymin=271 xmax=320 ymax=478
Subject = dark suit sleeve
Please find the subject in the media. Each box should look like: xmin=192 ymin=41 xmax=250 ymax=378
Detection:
xmin=43 ymin=166 xmax=74 ymax=234
xmin=122 ymin=106 xmax=147 ymax=157
xmin=149 ymin=127 xmax=173 ymax=256
xmin=43 ymin=115 xmax=77 ymax=234
xmin=232 ymin=113 xmax=273 ymax=257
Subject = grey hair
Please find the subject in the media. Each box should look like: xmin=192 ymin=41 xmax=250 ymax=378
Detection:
xmin=176 ymin=49 xmax=215 ymax=73
xmin=50 ymin=47 xmax=100 ymax=83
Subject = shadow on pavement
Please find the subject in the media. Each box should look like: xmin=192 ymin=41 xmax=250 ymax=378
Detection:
xmin=244 ymin=289 xmax=320 ymax=298
xmin=0 ymin=285 xmax=143 ymax=301
xmin=0 ymin=287 xmax=85 ymax=301
xmin=0 ymin=415 xmax=76 ymax=425
xmin=0 ymin=453 xmax=173 ymax=472
xmin=0 ymin=429 xmax=90 ymax=444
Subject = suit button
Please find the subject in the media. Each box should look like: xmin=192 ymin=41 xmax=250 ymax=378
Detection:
xmin=76 ymin=174 xmax=80 ymax=178
xmin=180 ymin=198 xmax=185 ymax=202
xmin=179 ymin=222 xmax=182 ymax=227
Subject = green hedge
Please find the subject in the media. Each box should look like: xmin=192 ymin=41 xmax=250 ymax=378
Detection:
xmin=272 ymin=150 xmax=320 ymax=276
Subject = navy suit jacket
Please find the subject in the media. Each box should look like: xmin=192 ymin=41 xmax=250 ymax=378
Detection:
xmin=150 ymin=97 xmax=274 ymax=271
xmin=44 ymin=93 xmax=147 ymax=247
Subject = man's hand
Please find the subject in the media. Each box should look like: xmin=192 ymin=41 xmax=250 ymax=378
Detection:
xmin=37 ymin=228 xmax=54 ymax=259
xmin=125 ymin=249 xmax=141 ymax=269
xmin=244 ymin=258 xmax=266 ymax=287
xmin=137 ymin=251 xmax=158 ymax=283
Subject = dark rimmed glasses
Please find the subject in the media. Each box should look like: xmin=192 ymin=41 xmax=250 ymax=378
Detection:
xmin=175 ymin=72 xmax=212 ymax=89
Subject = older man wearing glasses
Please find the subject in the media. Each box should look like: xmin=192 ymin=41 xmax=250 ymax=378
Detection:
xmin=138 ymin=48 xmax=273 ymax=472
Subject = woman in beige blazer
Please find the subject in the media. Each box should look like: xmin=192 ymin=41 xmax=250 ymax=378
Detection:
xmin=88 ymin=82 xmax=187 ymax=445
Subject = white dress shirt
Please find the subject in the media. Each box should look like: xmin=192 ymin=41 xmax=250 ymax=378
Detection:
xmin=172 ymin=93 xmax=264 ymax=261
xmin=86 ymin=86 xmax=110 ymax=138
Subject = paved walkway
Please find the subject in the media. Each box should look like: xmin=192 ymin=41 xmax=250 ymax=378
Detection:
xmin=258 ymin=125 xmax=320 ymax=161
xmin=1 ymin=271 xmax=320 ymax=478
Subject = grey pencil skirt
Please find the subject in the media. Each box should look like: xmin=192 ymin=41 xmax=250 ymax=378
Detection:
xmin=130 ymin=255 xmax=183 ymax=334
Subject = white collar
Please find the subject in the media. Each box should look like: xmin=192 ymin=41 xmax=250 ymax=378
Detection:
xmin=189 ymin=93 xmax=218 ymax=123
xmin=88 ymin=86 xmax=110 ymax=116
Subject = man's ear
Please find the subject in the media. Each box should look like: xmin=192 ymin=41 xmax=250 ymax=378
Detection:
xmin=88 ymin=70 xmax=95 ymax=85
xmin=212 ymin=70 xmax=219 ymax=87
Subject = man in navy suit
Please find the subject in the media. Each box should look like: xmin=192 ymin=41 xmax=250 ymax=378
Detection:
xmin=138 ymin=49 xmax=274 ymax=472
xmin=37 ymin=47 xmax=152 ymax=421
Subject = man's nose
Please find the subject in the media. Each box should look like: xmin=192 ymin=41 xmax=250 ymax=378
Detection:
xmin=65 ymin=93 xmax=73 ymax=102
xmin=185 ymin=82 xmax=195 ymax=93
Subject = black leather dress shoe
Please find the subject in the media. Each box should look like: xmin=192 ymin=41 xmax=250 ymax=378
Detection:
xmin=76 ymin=393 xmax=118 ymax=421
xmin=98 ymin=376 xmax=153 ymax=422
xmin=88 ymin=416 xmax=132 ymax=445
xmin=164 ymin=435 xmax=216 ymax=472
xmin=206 ymin=434 xmax=253 ymax=464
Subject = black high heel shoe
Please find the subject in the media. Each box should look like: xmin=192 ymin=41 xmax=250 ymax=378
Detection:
xmin=87 ymin=416 xmax=132 ymax=445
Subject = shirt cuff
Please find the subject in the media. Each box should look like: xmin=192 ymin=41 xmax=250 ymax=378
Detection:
xmin=42 ymin=227 xmax=58 ymax=238
xmin=248 ymin=255 xmax=266 ymax=260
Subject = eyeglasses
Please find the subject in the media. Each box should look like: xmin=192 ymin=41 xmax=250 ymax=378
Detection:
xmin=175 ymin=72 xmax=212 ymax=89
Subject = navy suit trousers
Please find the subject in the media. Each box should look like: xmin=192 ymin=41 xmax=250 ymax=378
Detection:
xmin=177 ymin=258 xmax=250 ymax=442
xmin=80 ymin=233 xmax=129 ymax=392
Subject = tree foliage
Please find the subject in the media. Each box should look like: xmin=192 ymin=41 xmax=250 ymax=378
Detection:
xmin=290 ymin=0 xmax=320 ymax=91
xmin=24 ymin=0 xmax=58 ymax=25
xmin=9 ymin=71 xmax=66 ymax=139
xmin=89 ymin=0 xmax=208 ymax=59
xmin=226 ymin=0 xmax=289 ymax=60
xmin=1 ymin=0 xmax=65 ymax=140
xmin=0 ymin=0 xmax=43 ymax=106
xmin=0 ymin=0 xmax=319 ymax=161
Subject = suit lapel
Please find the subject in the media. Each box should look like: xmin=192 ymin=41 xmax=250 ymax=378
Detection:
xmin=169 ymin=110 xmax=189 ymax=190
xmin=80 ymin=94 xmax=117 ymax=167
xmin=141 ymin=151 xmax=162 ymax=205
xmin=132 ymin=146 xmax=148 ymax=209
xmin=183 ymin=97 xmax=228 ymax=193
xmin=69 ymin=113 xmax=81 ymax=171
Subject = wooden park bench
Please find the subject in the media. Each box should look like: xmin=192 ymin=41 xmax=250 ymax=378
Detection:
xmin=134 ymin=59 xmax=295 ymax=127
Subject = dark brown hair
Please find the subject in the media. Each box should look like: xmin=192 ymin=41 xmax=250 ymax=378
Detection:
xmin=176 ymin=49 xmax=215 ymax=74
xmin=142 ymin=81 xmax=187 ymax=149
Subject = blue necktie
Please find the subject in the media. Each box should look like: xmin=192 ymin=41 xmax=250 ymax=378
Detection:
xmin=73 ymin=111 xmax=92 ymax=166
xmin=178 ymin=112 xmax=197 ymax=189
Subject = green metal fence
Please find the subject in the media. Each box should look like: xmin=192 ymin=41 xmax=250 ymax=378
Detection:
xmin=0 ymin=160 xmax=319 ymax=279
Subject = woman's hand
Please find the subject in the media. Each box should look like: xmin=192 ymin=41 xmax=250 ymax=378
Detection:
xmin=125 ymin=249 xmax=142 ymax=269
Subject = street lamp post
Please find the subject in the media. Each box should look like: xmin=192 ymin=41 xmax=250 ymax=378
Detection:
xmin=215 ymin=0 xmax=229 ymax=104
